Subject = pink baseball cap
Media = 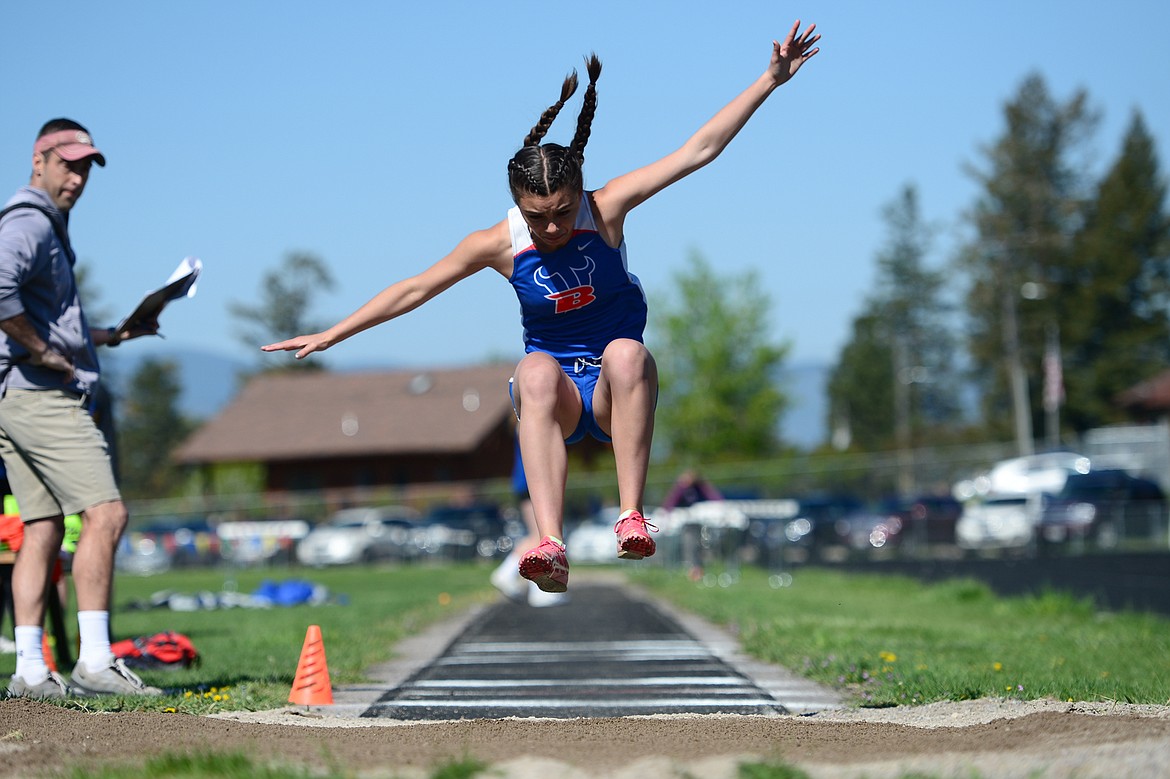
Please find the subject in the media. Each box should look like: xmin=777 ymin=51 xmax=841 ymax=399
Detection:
xmin=34 ymin=129 xmax=106 ymax=167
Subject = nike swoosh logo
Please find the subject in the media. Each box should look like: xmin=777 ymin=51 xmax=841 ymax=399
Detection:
xmin=577 ymin=241 xmax=593 ymax=251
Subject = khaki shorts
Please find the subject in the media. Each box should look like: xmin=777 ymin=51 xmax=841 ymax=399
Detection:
xmin=0 ymin=388 xmax=121 ymax=521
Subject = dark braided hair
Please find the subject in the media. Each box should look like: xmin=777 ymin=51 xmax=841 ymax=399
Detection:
xmin=507 ymin=54 xmax=602 ymax=202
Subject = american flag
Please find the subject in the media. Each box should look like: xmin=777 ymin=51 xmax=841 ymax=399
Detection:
xmin=1043 ymin=340 xmax=1064 ymax=413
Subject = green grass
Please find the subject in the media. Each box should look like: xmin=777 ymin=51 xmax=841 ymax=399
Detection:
xmin=736 ymin=760 xmax=814 ymax=778
xmin=56 ymin=752 xmax=965 ymax=779
xmin=3 ymin=562 xmax=497 ymax=713
xmin=64 ymin=752 xmax=338 ymax=778
xmin=10 ymin=560 xmax=1170 ymax=714
xmin=60 ymin=751 xmax=492 ymax=779
xmin=633 ymin=566 xmax=1170 ymax=707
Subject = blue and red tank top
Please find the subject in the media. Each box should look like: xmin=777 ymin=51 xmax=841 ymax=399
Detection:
xmin=507 ymin=192 xmax=647 ymax=363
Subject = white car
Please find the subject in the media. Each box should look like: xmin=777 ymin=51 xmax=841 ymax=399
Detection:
xmin=566 ymin=505 xmax=670 ymax=564
xmin=956 ymin=494 xmax=1047 ymax=551
xmin=955 ymin=452 xmax=1091 ymax=501
xmin=295 ymin=506 xmax=419 ymax=567
xmin=566 ymin=517 xmax=618 ymax=563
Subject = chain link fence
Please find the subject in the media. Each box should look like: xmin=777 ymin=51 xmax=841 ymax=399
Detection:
xmin=119 ymin=435 xmax=1170 ymax=573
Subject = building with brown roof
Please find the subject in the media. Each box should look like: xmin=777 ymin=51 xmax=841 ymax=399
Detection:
xmin=1116 ymin=369 xmax=1170 ymax=422
xmin=174 ymin=363 xmax=519 ymax=493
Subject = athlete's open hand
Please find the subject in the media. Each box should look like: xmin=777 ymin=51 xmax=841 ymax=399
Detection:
xmin=770 ymin=20 xmax=820 ymax=86
xmin=261 ymin=334 xmax=330 ymax=360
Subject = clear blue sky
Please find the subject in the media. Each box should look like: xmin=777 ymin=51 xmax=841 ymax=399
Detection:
xmin=3 ymin=1 xmax=1167 ymax=375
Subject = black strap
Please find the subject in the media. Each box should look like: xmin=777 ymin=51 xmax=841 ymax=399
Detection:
xmin=0 ymin=202 xmax=75 ymax=265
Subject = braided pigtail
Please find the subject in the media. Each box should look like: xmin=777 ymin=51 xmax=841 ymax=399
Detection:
xmin=522 ymin=70 xmax=579 ymax=148
xmin=568 ymin=54 xmax=602 ymax=165
xmin=508 ymin=58 xmax=601 ymax=202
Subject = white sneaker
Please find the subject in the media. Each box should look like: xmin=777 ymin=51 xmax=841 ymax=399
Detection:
xmin=7 ymin=671 xmax=70 ymax=699
xmin=528 ymin=581 xmax=570 ymax=608
xmin=490 ymin=551 xmax=527 ymax=603
xmin=70 ymin=658 xmax=163 ymax=697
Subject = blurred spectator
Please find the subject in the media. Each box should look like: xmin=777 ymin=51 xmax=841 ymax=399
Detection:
xmin=663 ymin=469 xmax=723 ymax=573
xmin=663 ymin=469 xmax=723 ymax=510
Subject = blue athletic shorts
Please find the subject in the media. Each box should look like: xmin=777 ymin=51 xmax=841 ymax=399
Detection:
xmin=508 ymin=359 xmax=612 ymax=446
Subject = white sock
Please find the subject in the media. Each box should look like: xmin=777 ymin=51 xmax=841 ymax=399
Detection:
xmin=77 ymin=610 xmax=113 ymax=668
xmin=14 ymin=625 xmax=49 ymax=682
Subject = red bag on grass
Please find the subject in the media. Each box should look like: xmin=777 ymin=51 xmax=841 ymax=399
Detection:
xmin=111 ymin=631 xmax=200 ymax=670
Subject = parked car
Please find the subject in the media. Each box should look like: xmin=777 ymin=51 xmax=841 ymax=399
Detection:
xmin=780 ymin=494 xmax=865 ymax=553
xmin=736 ymin=499 xmax=803 ymax=566
xmin=956 ymin=493 xmax=1047 ymax=552
xmin=831 ymin=505 xmax=906 ymax=551
xmin=146 ymin=517 xmax=220 ymax=567
xmin=1037 ymin=469 xmax=1166 ymax=549
xmin=415 ymin=504 xmax=521 ymax=560
xmin=217 ymin=518 xmax=311 ymax=565
xmin=955 ymin=451 xmax=1091 ymax=501
xmin=886 ymin=494 xmax=964 ymax=547
xmin=296 ymin=505 xmax=421 ymax=566
xmin=115 ymin=531 xmax=173 ymax=576
xmin=566 ymin=510 xmax=618 ymax=564
xmin=116 ymin=516 xmax=221 ymax=574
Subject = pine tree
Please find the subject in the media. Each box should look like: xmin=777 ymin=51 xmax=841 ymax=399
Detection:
xmin=229 ymin=251 xmax=336 ymax=373
xmin=117 ymin=358 xmax=194 ymax=499
xmin=827 ymin=310 xmax=893 ymax=451
xmin=827 ymin=184 xmax=960 ymax=452
xmin=1060 ymin=111 xmax=1170 ymax=430
xmin=956 ymin=73 xmax=1098 ymax=448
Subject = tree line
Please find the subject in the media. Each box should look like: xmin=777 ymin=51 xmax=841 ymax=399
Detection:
xmin=829 ymin=72 xmax=1168 ymax=460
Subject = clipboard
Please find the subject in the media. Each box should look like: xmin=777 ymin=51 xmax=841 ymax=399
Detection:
xmin=115 ymin=256 xmax=202 ymax=336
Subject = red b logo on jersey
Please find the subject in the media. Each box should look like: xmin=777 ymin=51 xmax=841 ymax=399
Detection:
xmin=544 ymin=287 xmax=597 ymax=313
xmin=535 ymin=256 xmax=597 ymax=315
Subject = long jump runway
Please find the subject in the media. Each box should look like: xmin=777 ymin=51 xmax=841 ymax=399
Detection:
xmin=359 ymin=581 xmax=842 ymax=720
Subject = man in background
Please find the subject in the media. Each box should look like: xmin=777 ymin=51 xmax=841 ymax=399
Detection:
xmin=0 ymin=118 xmax=160 ymax=698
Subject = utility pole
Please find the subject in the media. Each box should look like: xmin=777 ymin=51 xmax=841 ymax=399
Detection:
xmin=893 ymin=341 xmax=913 ymax=495
xmin=894 ymin=340 xmax=931 ymax=495
xmin=1002 ymin=281 xmax=1034 ymax=456
xmin=1021 ymin=280 xmax=1060 ymax=450
xmin=1043 ymin=321 xmax=1063 ymax=449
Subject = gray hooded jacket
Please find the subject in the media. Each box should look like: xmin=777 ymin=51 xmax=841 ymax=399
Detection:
xmin=0 ymin=186 xmax=100 ymax=397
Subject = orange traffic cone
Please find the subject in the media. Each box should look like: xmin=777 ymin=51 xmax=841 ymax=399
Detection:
xmin=288 ymin=625 xmax=333 ymax=706
xmin=42 ymin=633 xmax=57 ymax=673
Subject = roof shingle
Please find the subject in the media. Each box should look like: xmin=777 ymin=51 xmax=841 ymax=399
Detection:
xmin=174 ymin=363 xmax=517 ymax=464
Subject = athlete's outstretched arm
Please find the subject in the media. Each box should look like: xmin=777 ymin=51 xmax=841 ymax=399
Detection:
xmin=595 ymin=20 xmax=820 ymax=225
xmin=261 ymin=224 xmax=510 ymax=360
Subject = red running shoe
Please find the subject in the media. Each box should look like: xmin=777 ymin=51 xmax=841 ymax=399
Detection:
xmin=519 ymin=536 xmax=569 ymax=593
xmin=614 ymin=510 xmax=658 ymax=559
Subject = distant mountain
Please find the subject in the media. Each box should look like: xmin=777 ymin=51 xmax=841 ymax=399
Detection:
xmin=103 ymin=346 xmax=247 ymax=421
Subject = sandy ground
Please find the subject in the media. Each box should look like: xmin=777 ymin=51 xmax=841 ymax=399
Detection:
xmin=0 ymin=697 xmax=1168 ymax=778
